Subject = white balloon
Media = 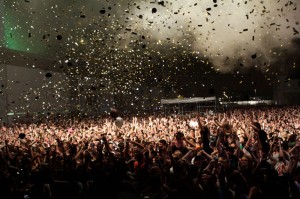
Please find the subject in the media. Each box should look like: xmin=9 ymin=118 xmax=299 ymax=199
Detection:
xmin=189 ymin=120 xmax=198 ymax=128
xmin=115 ymin=117 xmax=124 ymax=128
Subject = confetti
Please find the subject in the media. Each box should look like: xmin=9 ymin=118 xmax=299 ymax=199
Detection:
xmin=56 ymin=35 xmax=62 ymax=40
xmin=45 ymin=73 xmax=52 ymax=78
xmin=0 ymin=0 xmax=298 ymax=115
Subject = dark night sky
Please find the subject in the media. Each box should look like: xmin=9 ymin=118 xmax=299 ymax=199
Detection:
xmin=1 ymin=0 xmax=300 ymax=107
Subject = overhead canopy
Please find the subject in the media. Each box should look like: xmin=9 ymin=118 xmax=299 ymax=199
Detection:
xmin=160 ymin=97 xmax=216 ymax=105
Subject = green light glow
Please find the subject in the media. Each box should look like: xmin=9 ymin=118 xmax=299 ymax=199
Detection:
xmin=3 ymin=6 xmax=49 ymax=56
xmin=4 ymin=7 xmax=29 ymax=51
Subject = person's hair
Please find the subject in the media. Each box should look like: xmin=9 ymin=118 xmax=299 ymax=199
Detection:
xmin=288 ymin=134 xmax=297 ymax=142
xmin=252 ymin=122 xmax=261 ymax=131
xmin=281 ymin=141 xmax=289 ymax=150
xmin=240 ymin=155 xmax=251 ymax=164
xmin=159 ymin=139 xmax=167 ymax=145
xmin=175 ymin=131 xmax=184 ymax=140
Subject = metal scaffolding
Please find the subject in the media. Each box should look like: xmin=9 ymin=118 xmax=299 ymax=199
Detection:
xmin=160 ymin=96 xmax=217 ymax=115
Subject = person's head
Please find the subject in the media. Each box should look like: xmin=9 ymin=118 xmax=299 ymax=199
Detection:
xmin=175 ymin=131 xmax=184 ymax=141
xmin=193 ymin=155 xmax=203 ymax=167
xmin=221 ymin=123 xmax=232 ymax=134
xmin=272 ymin=144 xmax=280 ymax=152
xmin=158 ymin=139 xmax=167 ymax=149
xmin=281 ymin=141 xmax=289 ymax=151
xmin=226 ymin=134 xmax=234 ymax=144
xmin=288 ymin=133 xmax=297 ymax=143
xmin=217 ymin=156 xmax=227 ymax=167
xmin=172 ymin=150 xmax=183 ymax=161
xmin=226 ymin=146 xmax=235 ymax=156
xmin=200 ymin=170 xmax=213 ymax=185
xmin=251 ymin=122 xmax=261 ymax=132
xmin=158 ymin=139 xmax=167 ymax=146
xmin=239 ymin=156 xmax=250 ymax=169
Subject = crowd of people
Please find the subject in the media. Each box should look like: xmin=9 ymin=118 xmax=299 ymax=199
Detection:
xmin=0 ymin=105 xmax=300 ymax=199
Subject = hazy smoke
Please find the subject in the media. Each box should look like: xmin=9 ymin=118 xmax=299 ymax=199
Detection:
xmin=124 ymin=0 xmax=300 ymax=73
xmin=4 ymin=0 xmax=300 ymax=74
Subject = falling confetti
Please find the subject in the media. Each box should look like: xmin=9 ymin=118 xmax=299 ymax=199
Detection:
xmin=45 ymin=72 xmax=52 ymax=78
xmin=56 ymin=35 xmax=62 ymax=40
xmin=0 ymin=0 xmax=299 ymax=115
